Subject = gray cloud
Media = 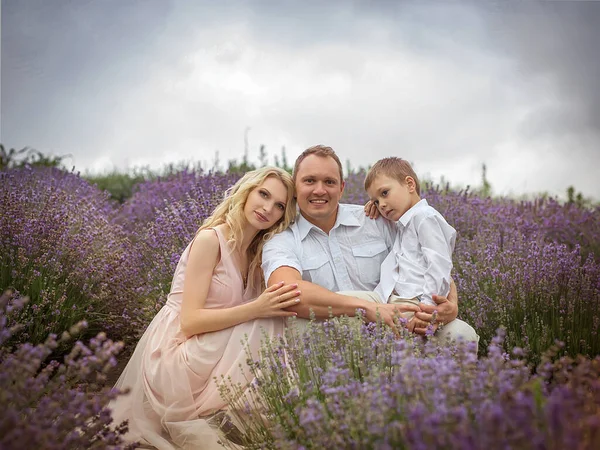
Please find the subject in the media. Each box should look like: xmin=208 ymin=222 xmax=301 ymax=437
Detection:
xmin=2 ymin=0 xmax=599 ymax=198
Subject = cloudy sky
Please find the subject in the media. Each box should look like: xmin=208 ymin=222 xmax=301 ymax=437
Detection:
xmin=2 ymin=0 xmax=599 ymax=199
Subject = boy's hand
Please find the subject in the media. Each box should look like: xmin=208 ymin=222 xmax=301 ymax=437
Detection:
xmin=407 ymin=316 xmax=432 ymax=335
xmin=364 ymin=200 xmax=380 ymax=219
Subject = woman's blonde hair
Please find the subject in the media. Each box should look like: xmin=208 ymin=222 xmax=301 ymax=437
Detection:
xmin=197 ymin=167 xmax=296 ymax=291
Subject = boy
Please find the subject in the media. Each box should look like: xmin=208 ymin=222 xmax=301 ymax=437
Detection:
xmin=364 ymin=157 xmax=456 ymax=329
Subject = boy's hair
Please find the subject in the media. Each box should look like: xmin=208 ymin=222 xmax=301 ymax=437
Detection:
xmin=364 ymin=157 xmax=421 ymax=195
xmin=293 ymin=145 xmax=344 ymax=183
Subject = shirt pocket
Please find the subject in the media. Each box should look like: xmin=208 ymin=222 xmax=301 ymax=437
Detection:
xmin=301 ymin=254 xmax=334 ymax=289
xmin=351 ymin=241 xmax=389 ymax=286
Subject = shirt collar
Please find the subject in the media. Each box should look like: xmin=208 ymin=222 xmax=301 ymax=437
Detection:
xmin=398 ymin=199 xmax=428 ymax=227
xmin=297 ymin=204 xmax=361 ymax=240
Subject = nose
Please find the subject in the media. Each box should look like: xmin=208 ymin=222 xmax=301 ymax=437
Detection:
xmin=262 ymin=202 xmax=273 ymax=214
xmin=313 ymin=181 xmax=327 ymax=195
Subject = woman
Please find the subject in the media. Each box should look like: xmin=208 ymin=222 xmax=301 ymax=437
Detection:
xmin=110 ymin=167 xmax=299 ymax=449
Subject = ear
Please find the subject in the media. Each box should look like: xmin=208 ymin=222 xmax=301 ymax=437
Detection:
xmin=405 ymin=176 xmax=416 ymax=193
xmin=340 ymin=179 xmax=346 ymax=195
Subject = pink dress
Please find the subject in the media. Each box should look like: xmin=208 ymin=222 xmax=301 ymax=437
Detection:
xmin=110 ymin=227 xmax=285 ymax=449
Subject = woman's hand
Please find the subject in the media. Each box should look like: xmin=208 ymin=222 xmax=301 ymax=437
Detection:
xmin=364 ymin=200 xmax=380 ymax=219
xmin=252 ymin=281 xmax=301 ymax=318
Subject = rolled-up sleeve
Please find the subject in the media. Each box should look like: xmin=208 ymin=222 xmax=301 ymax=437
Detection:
xmin=262 ymin=230 xmax=303 ymax=284
xmin=417 ymin=215 xmax=456 ymax=305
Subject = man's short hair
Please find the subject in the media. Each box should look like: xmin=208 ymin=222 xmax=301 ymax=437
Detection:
xmin=364 ymin=157 xmax=421 ymax=195
xmin=293 ymin=145 xmax=344 ymax=183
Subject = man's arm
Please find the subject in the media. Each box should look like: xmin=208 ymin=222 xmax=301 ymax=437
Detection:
xmin=267 ymin=267 xmax=366 ymax=318
xmin=267 ymin=266 xmax=419 ymax=329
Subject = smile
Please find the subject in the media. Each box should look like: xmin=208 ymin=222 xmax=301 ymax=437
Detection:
xmin=309 ymin=199 xmax=328 ymax=204
xmin=254 ymin=211 xmax=269 ymax=223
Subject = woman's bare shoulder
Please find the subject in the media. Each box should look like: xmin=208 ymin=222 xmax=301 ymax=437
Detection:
xmin=189 ymin=229 xmax=221 ymax=264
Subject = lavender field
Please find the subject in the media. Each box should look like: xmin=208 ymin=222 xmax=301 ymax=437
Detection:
xmin=1 ymin=165 xmax=599 ymax=449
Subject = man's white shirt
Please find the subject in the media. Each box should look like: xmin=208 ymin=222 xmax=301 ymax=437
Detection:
xmin=375 ymin=199 xmax=456 ymax=306
xmin=262 ymin=204 xmax=396 ymax=292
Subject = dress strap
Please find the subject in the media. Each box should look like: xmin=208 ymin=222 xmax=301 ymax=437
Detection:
xmin=207 ymin=227 xmax=235 ymax=273
xmin=209 ymin=227 xmax=247 ymax=292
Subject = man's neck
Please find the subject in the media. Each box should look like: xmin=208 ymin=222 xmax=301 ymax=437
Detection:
xmin=300 ymin=208 xmax=339 ymax=234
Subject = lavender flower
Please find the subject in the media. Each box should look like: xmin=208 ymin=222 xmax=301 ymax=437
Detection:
xmin=0 ymin=290 xmax=134 ymax=450
xmin=0 ymin=166 xmax=145 ymax=345
xmin=220 ymin=318 xmax=600 ymax=449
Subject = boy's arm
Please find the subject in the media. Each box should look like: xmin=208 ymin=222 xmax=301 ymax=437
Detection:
xmin=408 ymin=215 xmax=458 ymax=334
xmin=416 ymin=215 xmax=455 ymax=306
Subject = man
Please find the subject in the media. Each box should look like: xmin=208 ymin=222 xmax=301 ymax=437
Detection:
xmin=262 ymin=145 xmax=475 ymax=340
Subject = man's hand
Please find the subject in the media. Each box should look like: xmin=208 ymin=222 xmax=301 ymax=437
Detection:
xmin=413 ymin=294 xmax=457 ymax=335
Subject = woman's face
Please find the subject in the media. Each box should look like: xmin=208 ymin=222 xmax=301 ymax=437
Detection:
xmin=243 ymin=176 xmax=289 ymax=230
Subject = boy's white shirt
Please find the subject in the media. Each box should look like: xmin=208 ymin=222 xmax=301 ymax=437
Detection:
xmin=375 ymin=199 xmax=456 ymax=306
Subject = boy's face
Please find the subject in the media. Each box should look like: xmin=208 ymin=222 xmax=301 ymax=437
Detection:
xmin=366 ymin=174 xmax=416 ymax=222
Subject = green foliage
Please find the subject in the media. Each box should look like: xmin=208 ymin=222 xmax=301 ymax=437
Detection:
xmin=480 ymin=163 xmax=492 ymax=198
xmin=0 ymin=144 xmax=69 ymax=170
xmin=85 ymin=169 xmax=151 ymax=204
xmin=227 ymin=145 xmax=293 ymax=174
xmin=567 ymin=185 xmax=595 ymax=209
xmin=227 ymin=158 xmax=257 ymax=174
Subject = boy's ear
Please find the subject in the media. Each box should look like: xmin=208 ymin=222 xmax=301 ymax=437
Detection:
xmin=405 ymin=176 xmax=416 ymax=192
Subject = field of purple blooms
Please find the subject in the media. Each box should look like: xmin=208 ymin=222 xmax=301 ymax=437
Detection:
xmin=219 ymin=318 xmax=600 ymax=449
xmin=1 ymin=165 xmax=599 ymax=449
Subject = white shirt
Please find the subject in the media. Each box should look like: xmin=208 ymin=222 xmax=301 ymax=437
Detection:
xmin=262 ymin=204 xmax=396 ymax=292
xmin=375 ymin=199 xmax=456 ymax=306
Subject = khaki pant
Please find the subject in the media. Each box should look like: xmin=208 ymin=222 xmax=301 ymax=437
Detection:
xmin=291 ymin=290 xmax=479 ymax=352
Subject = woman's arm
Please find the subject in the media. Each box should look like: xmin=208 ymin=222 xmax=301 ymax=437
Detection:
xmin=180 ymin=229 xmax=299 ymax=338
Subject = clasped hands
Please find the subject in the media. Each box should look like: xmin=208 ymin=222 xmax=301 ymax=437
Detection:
xmin=365 ymin=294 xmax=457 ymax=336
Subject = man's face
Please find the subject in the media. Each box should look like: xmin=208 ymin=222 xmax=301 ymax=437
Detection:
xmin=294 ymin=154 xmax=345 ymax=232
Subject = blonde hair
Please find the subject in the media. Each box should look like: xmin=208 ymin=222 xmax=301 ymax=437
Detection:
xmin=364 ymin=157 xmax=421 ymax=196
xmin=197 ymin=167 xmax=296 ymax=291
xmin=293 ymin=145 xmax=344 ymax=183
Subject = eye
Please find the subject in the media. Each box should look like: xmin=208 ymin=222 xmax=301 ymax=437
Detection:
xmin=326 ymin=179 xmax=336 ymax=186
xmin=277 ymin=203 xmax=285 ymax=211
xmin=374 ymin=199 xmax=380 ymax=206
xmin=259 ymin=190 xmax=268 ymax=198
xmin=305 ymin=178 xmax=314 ymax=184
xmin=381 ymin=190 xmax=388 ymax=197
